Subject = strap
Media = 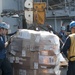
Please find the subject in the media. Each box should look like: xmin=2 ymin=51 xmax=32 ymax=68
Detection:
xmin=0 ymin=37 xmax=3 ymax=42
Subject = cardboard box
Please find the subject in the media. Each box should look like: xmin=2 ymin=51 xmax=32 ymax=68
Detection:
xmin=30 ymin=52 xmax=39 ymax=69
xmin=39 ymin=50 xmax=56 ymax=56
xmin=13 ymin=57 xmax=30 ymax=69
xmin=38 ymin=69 xmax=56 ymax=75
xmin=13 ymin=68 xmax=38 ymax=75
xmin=22 ymin=39 xmax=31 ymax=50
xmin=10 ymin=38 xmax=23 ymax=52
xmin=39 ymin=55 xmax=57 ymax=67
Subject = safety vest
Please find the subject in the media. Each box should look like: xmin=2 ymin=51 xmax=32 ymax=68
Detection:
xmin=68 ymin=34 xmax=75 ymax=61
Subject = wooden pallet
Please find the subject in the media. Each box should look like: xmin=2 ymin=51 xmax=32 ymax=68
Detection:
xmin=60 ymin=61 xmax=68 ymax=67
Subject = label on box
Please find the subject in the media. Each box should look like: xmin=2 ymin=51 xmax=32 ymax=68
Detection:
xmin=34 ymin=62 xmax=38 ymax=69
xmin=19 ymin=69 xmax=26 ymax=75
xmin=49 ymin=57 xmax=55 ymax=64
xmin=18 ymin=31 xmax=31 ymax=39
xmin=10 ymin=50 xmax=16 ymax=55
xmin=39 ymin=55 xmax=56 ymax=65
xmin=40 ymin=66 xmax=47 ymax=69
xmin=9 ymin=57 xmax=15 ymax=63
xmin=15 ymin=57 xmax=19 ymax=63
xmin=22 ymin=50 xmax=26 ymax=57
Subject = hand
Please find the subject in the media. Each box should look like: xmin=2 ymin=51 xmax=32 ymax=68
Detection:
xmin=8 ymin=36 xmax=13 ymax=44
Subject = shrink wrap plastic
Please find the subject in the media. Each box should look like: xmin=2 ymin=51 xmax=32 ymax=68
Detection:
xmin=8 ymin=29 xmax=60 ymax=75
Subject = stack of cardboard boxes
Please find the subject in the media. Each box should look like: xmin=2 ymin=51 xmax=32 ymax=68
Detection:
xmin=38 ymin=31 xmax=60 ymax=75
xmin=7 ymin=29 xmax=60 ymax=75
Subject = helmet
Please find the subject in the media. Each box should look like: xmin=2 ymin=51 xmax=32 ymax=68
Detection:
xmin=0 ymin=22 xmax=10 ymax=30
xmin=61 ymin=26 xmax=66 ymax=30
xmin=69 ymin=21 xmax=75 ymax=29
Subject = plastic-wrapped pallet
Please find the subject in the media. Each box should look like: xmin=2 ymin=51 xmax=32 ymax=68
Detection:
xmin=7 ymin=29 xmax=60 ymax=75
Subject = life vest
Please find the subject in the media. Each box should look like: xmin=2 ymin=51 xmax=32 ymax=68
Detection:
xmin=68 ymin=34 xmax=75 ymax=61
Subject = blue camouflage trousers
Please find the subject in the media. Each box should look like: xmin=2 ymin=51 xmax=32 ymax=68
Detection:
xmin=0 ymin=58 xmax=13 ymax=75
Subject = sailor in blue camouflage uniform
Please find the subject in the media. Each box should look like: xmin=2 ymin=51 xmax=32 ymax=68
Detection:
xmin=0 ymin=22 xmax=13 ymax=75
